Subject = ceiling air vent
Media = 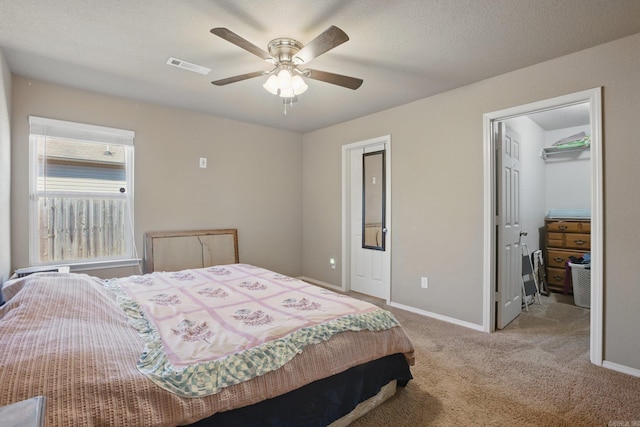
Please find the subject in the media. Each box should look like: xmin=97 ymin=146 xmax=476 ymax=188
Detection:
xmin=166 ymin=57 xmax=211 ymax=75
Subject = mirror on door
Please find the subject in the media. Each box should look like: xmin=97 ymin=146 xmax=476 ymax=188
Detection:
xmin=362 ymin=150 xmax=386 ymax=250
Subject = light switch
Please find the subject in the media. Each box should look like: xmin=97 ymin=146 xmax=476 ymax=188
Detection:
xmin=199 ymin=157 xmax=207 ymax=168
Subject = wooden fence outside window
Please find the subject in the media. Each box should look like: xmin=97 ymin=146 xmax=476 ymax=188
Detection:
xmin=37 ymin=197 xmax=128 ymax=263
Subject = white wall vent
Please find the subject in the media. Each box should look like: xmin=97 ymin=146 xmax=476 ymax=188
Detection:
xmin=166 ymin=57 xmax=211 ymax=75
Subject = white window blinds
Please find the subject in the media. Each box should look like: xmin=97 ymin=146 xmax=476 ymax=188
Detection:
xmin=29 ymin=116 xmax=137 ymax=269
xmin=29 ymin=116 xmax=134 ymax=145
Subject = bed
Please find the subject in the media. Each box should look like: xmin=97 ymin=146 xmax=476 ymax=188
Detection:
xmin=0 ymin=241 xmax=414 ymax=426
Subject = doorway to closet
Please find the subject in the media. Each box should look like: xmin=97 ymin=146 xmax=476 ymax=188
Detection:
xmin=482 ymin=88 xmax=603 ymax=366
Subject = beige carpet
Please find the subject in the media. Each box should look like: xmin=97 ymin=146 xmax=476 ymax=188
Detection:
xmin=348 ymin=293 xmax=640 ymax=426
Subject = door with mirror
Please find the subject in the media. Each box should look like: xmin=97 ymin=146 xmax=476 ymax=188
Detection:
xmin=349 ymin=139 xmax=390 ymax=300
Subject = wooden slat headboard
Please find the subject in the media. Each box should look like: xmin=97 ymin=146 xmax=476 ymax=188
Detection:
xmin=143 ymin=229 xmax=239 ymax=273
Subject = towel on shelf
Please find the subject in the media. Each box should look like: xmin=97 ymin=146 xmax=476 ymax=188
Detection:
xmin=552 ymin=131 xmax=587 ymax=146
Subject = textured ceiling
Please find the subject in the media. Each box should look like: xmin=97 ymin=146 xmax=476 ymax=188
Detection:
xmin=1 ymin=0 xmax=640 ymax=133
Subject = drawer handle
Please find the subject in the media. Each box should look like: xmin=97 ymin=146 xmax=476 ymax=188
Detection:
xmin=574 ymin=239 xmax=586 ymax=246
xmin=558 ymin=225 xmax=568 ymax=231
xmin=553 ymin=256 xmax=564 ymax=263
xmin=553 ymin=274 xmax=564 ymax=281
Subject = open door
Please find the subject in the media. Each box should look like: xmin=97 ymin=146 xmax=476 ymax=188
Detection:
xmin=496 ymin=123 xmax=523 ymax=329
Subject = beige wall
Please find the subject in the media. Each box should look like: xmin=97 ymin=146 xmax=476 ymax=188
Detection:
xmin=10 ymin=77 xmax=303 ymax=278
xmin=0 ymin=49 xmax=12 ymax=284
xmin=302 ymin=33 xmax=640 ymax=370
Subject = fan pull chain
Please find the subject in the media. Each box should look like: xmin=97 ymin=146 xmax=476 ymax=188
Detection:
xmin=283 ymin=96 xmax=294 ymax=115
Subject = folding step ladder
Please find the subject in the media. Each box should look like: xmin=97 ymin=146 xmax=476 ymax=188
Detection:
xmin=531 ymin=249 xmax=549 ymax=297
xmin=520 ymin=233 xmax=542 ymax=311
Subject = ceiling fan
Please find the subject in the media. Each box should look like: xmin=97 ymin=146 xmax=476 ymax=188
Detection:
xmin=210 ymin=26 xmax=363 ymax=99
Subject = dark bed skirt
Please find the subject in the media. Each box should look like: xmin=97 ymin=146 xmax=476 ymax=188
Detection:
xmin=186 ymin=353 xmax=413 ymax=427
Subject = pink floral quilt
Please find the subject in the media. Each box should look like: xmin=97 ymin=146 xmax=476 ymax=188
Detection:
xmin=106 ymin=264 xmax=401 ymax=397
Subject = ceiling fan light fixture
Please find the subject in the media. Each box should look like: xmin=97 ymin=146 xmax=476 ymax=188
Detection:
xmin=291 ymin=75 xmax=308 ymax=95
xmin=279 ymin=87 xmax=295 ymax=98
xmin=263 ymin=68 xmax=308 ymax=98
xmin=211 ymin=26 xmax=361 ymax=110
xmin=277 ymin=69 xmax=292 ymax=90
xmin=263 ymin=75 xmax=279 ymax=95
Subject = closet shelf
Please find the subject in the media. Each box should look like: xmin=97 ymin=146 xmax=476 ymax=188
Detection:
xmin=540 ymin=145 xmax=590 ymax=161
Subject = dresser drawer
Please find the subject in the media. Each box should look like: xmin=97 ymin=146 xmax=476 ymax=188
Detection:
xmin=546 ymin=221 xmax=590 ymax=233
xmin=564 ymin=233 xmax=590 ymax=250
xmin=547 ymin=232 xmax=590 ymax=250
xmin=546 ymin=266 xmax=567 ymax=288
xmin=546 ymin=266 xmax=574 ymax=294
xmin=546 ymin=249 xmax=585 ymax=268
xmin=547 ymin=232 xmax=565 ymax=247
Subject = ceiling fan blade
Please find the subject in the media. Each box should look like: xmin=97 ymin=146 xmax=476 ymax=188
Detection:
xmin=304 ymin=69 xmax=363 ymax=90
xmin=211 ymin=28 xmax=275 ymax=63
xmin=293 ymin=26 xmax=349 ymax=64
xmin=211 ymin=70 xmax=265 ymax=86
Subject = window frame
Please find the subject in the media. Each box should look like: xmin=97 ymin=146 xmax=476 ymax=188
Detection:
xmin=28 ymin=116 xmax=138 ymax=271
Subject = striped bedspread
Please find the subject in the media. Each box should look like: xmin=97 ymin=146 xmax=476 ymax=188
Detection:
xmin=0 ymin=268 xmax=414 ymax=426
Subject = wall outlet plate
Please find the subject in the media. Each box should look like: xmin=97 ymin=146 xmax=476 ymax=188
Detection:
xmin=421 ymin=277 xmax=428 ymax=288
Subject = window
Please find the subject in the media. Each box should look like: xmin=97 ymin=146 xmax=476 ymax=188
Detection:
xmin=29 ymin=116 xmax=136 ymax=269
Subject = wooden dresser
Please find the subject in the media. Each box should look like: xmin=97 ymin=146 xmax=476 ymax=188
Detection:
xmin=545 ymin=218 xmax=591 ymax=293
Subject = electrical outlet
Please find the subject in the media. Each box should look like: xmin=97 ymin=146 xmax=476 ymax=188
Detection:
xmin=421 ymin=277 xmax=428 ymax=289
xmin=329 ymin=258 xmax=336 ymax=269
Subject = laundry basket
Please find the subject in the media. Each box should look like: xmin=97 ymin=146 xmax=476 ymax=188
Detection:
xmin=569 ymin=263 xmax=591 ymax=308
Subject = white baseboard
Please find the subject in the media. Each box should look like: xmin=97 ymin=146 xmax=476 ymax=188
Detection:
xmin=388 ymin=301 xmax=485 ymax=332
xmin=602 ymin=360 xmax=640 ymax=378
xmin=297 ymin=276 xmax=343 ymax=292
xmin=299 ymin=276 xmax=484 ymax=332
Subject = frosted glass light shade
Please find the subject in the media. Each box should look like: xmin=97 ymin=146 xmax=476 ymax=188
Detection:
xmin=263 ymin=75 xmax=279 ymax=95
xmin=277 ymin=69 xmax=292 ymax=90
xmin=292 ymin=75 xmax=308 ymax=95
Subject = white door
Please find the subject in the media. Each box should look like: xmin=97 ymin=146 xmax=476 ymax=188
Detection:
xmin=497 ymin=124 xmax=523 ymax=329
xmin=348 ymin=142 xmax=390 ymax=300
